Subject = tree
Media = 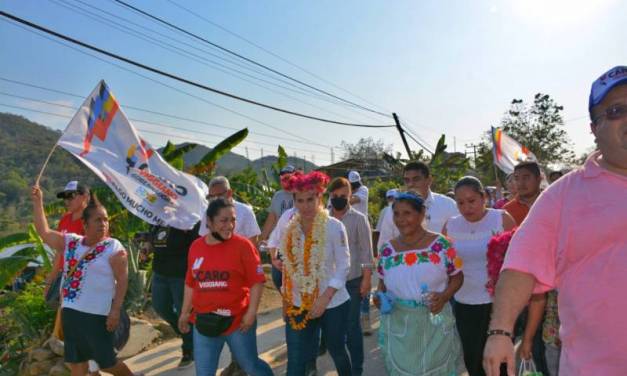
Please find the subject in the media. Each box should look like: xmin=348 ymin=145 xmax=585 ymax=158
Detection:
xmin=474 ymin=93 xmax=576 ymax=184
xmin=341 ymin=137 xmax=392 ymax=160
xmin=500 ymin=93 xmax=575 ymax=165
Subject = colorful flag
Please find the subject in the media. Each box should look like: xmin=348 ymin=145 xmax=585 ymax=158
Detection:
xmin=57 ymin=81 xmax=208 ymax=230
xmin=491 ymin=127 xmax=538 ymax=174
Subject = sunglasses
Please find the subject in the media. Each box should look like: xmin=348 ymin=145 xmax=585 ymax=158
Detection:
xmin=593 ymin=103 xmax=627 ymax=124
xmin=62 ymin=192 xmax=78 ymax=201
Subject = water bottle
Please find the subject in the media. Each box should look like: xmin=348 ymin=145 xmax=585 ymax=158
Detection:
xmin=376 ymin=291 xmax=395 ymax=315
xmin=420 ymin=283 xmax=443 ymax=326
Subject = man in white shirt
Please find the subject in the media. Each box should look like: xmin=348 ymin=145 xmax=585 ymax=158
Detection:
xmin=348 ymin=170 xmax=369 ymax=216
xmin=377 ymin=162 xmax=458 ymax=249
xmin=375 ymin=189 xmax=398 ymax=233
xmin=199 ymin=176 xmax=261 ymax=246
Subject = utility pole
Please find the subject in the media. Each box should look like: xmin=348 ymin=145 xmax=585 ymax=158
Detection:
xmin=392 ymin=113 xmax=412 ymax=159
xmin=245 ymin=146 xmax=250 ymax=165
xmin=330 ymin=148 xmax=335 ymax=164
xmin=260 ymin=148 xmax=264 ymax=169
xmin=465 ymin=143 xmax=481 ymax=165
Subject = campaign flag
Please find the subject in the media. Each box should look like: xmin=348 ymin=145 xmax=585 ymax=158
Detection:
xmin=57 ymin=80 xmax=208 ymax=230
xmin=491 ymin=127 xmax=538 ymax=174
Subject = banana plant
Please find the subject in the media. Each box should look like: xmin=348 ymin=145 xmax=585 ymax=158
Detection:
xmin=188 ymin=128 xmax=249 ymax=178
xmin=0 ymin=225 xmax=50 ymax=288
xmin=161 ymin=141 xmax=198 ymax=171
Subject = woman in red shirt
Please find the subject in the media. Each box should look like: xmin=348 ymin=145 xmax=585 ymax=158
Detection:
xmin=178 ymin=198 xmax=272 ymax=376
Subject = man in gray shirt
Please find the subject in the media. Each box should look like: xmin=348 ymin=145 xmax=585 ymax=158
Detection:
xmin=328 ymin=177 xmax=374 ymax=376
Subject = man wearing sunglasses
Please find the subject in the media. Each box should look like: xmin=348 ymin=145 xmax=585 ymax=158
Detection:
xmin=484 ymin=66 xmax=627 ymax=375
xmin=56 ymin=181 xmax=90 ymax=234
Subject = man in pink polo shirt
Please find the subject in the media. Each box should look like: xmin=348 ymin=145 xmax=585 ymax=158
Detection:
xmin=483 ymin=65 xmax=627 ymax=376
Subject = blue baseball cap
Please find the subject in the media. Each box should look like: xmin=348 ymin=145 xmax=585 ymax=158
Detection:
xmin=589 ymin=66 xmax=627 ymax=114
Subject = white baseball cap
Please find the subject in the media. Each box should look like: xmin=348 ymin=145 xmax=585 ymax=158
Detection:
xmin=348 ymin=170 xmax=361 ymax=183
xmin=56 ymin=181 xmax=89 ymax=199
xmin=386 ymin=189 xmax=398 ymax=199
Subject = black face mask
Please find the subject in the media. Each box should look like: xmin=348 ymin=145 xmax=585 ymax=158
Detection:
xmin=350 ymin=182 xmax=361 ymax=191
xmin=331 ymin=197 xmax=348 ymax=211
xmin=211 ymin=231 xmax=226 ymax=242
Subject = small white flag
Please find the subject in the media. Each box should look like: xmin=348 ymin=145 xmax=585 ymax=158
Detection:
xmin=57 ymin=80 xmax=208 ymax=229
xmin=491 ymin=127 xmax=538 ymax=174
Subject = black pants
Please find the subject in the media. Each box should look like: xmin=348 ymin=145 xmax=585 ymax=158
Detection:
xmin=515 ymin=307 xmax=549 ymax=375
xmin=454 ymin=302 xmax=492 ymax=376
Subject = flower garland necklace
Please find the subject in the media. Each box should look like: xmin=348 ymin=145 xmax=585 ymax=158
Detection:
xmin=280 ymin=210 xmax=328 ymax=330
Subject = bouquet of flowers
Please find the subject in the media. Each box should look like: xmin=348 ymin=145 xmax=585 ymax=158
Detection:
xmin=486 ymin=228 xmax=517 ymax=296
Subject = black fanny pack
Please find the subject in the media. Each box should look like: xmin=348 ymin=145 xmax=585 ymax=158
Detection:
xmin=195 ymin=312 xmax=234 ymax=337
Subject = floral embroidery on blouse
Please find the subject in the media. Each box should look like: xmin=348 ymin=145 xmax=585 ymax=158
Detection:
xmin=376 ymin=236 xmax=463 ymax=277
xmin=62 ymin=235 xmax=111 ymax=302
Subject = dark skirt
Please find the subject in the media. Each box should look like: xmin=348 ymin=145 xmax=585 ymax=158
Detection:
xmin=61 ymin=307 xmax=117 ymax=368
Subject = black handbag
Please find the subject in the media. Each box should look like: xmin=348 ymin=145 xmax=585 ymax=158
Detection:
xmin=195 ymin=312 xmax=234 ymax=337
xmin=113 ymin=308 xmax=131 ymax=351
xmin=45 ymin=273 xmax=62 ymax=310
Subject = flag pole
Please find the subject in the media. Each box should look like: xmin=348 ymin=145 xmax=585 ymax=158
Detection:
xmin=35 ymin=143 xmax=58 ymax=186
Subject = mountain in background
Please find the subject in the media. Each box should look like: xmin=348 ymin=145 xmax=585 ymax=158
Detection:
xmin=179 ymin=145 xmax=318 ymax=175
xmin=0 ymin=112 xmax=319 ymax=235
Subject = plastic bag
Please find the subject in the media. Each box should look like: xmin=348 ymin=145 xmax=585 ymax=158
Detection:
xmin=518 ymin=358 xmax=543 ymax=376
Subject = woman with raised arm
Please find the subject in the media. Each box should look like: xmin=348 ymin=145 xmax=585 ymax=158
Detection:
xmin=31 ymin=185 xmax=138 ymax=376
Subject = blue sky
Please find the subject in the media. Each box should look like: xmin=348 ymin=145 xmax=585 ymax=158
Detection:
xmin=1 ymin=0 xmax=625 ymax=166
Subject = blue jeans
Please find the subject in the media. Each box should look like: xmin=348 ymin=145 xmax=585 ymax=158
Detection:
xmin=193 ymin=323 xmax=273 ymax=376
xmin=360 ymin=294 xmax=370 ymax=315
xmin=285 ymin=300 xmax=351 ymax=376
xmin=152 ymin=273 xmax=193 ymax=354
xmin=346 ymin=278 xmax=364 ymax=376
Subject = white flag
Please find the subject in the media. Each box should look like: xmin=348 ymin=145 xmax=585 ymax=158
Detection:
xmin=491 ymin=127 xmax=538 ymax=174
xmin=57 ymin=81 xmax=208 ymax=230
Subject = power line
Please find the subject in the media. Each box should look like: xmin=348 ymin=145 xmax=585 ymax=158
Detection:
xmin=53 ymin=0 xmax=373 ymax=125
xmin=164 ymin=0 xmax=397 ymax=118
xmin=70 ymin=0 xmax=335 ymax=103
xmin=112 ymin=0 xmax=393 ymax=119
xmin=0 ymin=77 xmax=336 ymax=150
xmin=0 ymin=11 xmax=394 ymax=129
xmin=163 ymin=1 xmax=447 ymax=148
xmin=0 ymin=101 xmax=332 ymax=165
xmin=0 ymin=21 xmax=347 ymax=150
xmin=0 ymin=92 xmax=334 ymax=155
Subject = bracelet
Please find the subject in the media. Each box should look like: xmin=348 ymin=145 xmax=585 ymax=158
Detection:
xmin=486 ymin=329 xmax=514 ymax=339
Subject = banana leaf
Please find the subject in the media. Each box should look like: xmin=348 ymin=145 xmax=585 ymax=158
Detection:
xmin=191 ymin=128 xmax=248 ymax=174
xmin=0 ymin=232 xmax=31 ymax=253
xmin=161 ymin=141 xmax=177 ymax=159
xmin=0 ymin=248 xmax=38 ymax=288
xmin=162 ymin=142 xmax=198 ymax=171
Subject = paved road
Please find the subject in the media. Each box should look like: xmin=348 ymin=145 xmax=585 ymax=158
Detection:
xmin=125 ymin=307 xmax=386 ymax=375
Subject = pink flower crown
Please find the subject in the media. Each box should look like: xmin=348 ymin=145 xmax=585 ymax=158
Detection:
xmin=282 ymin=171 xmax=329 ymax=193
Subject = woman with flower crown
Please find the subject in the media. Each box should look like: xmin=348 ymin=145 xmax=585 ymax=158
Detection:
xmin=375 ymin=191 xmax=466 ymax=375
xmin=278 ymin=171 xmax=352 ymax=376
